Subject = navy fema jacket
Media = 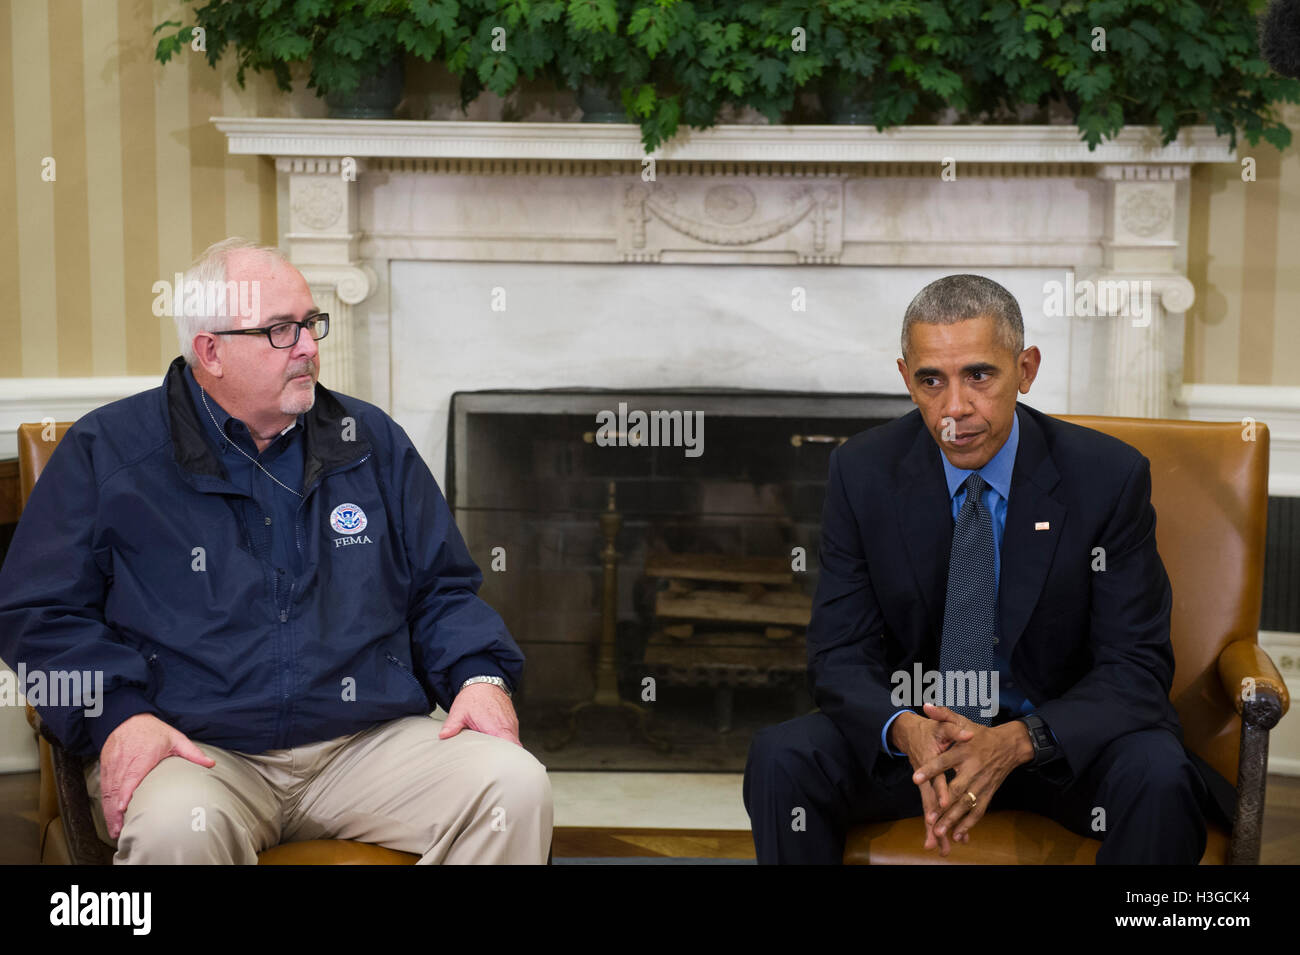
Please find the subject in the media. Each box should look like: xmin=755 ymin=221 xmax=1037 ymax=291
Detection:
xmin=0 ymin=356 xmax=523 ymax=758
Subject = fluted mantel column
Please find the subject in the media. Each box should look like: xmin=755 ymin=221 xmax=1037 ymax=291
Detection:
xmin=1094 ymin=164 xmax=1194 ymax=418
xmin=275 ymin=157 xmax=377 ymax=395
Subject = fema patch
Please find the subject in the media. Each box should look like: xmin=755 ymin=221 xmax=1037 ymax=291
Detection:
xmin=329 ymin=503 xmax=368 ymax=535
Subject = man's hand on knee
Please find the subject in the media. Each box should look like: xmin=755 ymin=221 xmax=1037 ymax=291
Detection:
xmin=438 ymin=683 xmax=521 ymax=747
xmin=100 ymin=713 xmax=216 ymax=839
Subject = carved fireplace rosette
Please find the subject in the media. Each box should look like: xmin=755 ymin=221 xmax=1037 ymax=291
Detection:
xmin=1118 ymin=186 xmax=1173 ymax=238
xmin=291 ymin=179 xmax=345 ymax=231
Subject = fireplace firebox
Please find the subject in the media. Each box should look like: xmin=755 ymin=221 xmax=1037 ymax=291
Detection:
xmin=448 ymin=389 xmax=914 ymax=770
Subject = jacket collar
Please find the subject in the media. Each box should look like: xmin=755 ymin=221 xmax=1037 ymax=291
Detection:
xmin=163 ymin=355 xmax=372 ymax=490
xmin=183 ymin=362 xmax=301 ymax=453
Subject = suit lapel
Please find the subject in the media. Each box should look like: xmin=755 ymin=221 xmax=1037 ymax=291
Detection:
xmin=895 ymin=417 xmax=953 ymax=644
xmin=997 ymin=405 xmax=1066 ymax=658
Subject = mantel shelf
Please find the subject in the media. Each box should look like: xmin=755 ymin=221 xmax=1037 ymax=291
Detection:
xmin=213 ymin=117 xmax=1239 ymax=165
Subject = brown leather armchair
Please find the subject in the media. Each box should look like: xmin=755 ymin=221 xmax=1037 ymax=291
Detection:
xmin=15 ymin=421 xmax=418 ymax=864
xmin=844 ymin=414 xmax=1289 ymax=865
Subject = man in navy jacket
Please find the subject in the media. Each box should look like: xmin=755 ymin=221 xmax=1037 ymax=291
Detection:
xmin=744 ymin=274 xmax=1233 ymax=864
xmin=0 ymin=238 xmax=551 ymax=863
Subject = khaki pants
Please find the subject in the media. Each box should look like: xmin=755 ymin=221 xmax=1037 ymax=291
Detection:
xmin=84 ymin=714 xmax=552 ymax=864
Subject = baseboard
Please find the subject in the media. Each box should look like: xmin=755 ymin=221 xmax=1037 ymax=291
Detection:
xmin=0 ymin=375 xmax=161 ymax=460
xmin=1260 ymin=630 xmax=1300 ymax=777
xmin=0 ymin=753 xmax=39 ymax=774
xmin=1176 ymin=384 xmax=1300 ymax=497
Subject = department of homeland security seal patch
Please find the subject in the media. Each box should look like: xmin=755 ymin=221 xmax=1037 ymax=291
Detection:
xmin=329 ymin=503 xmax=368 ymax=535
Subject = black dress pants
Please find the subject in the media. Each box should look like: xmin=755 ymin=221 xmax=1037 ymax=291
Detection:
xmin=743 ymin=711 xmax=1213 ymax=864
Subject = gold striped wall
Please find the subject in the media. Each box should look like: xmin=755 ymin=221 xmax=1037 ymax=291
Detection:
xmin=0 ymin=0 xmax=278 ymax=379
xmin=1186 ymin=102 xmax=1300 ymax=387
xmin=1 ymin=0 xmax=1297 ymax=384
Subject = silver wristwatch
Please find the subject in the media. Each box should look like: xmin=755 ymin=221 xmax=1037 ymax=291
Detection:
xmin=460 ymin=675 xmax=511 ymax=697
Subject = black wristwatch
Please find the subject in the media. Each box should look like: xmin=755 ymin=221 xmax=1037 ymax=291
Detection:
xmin=1018 ymin=713 xmax=1059 ymax=766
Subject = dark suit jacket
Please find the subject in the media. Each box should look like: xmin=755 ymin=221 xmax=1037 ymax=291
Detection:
xmin=807 ymin=402 xmax=1232 ymax=821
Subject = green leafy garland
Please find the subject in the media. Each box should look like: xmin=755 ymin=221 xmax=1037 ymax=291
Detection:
xmin=156 ymin=0 xmax=1300 ymax=153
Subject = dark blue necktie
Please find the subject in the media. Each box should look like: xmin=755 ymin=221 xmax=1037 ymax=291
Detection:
xmin=938 ymin=472 xmax=996 ymax=725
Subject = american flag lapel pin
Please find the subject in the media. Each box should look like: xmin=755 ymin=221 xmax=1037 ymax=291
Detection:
xmin=1034 ymin=521 xmax=1050 ymax=531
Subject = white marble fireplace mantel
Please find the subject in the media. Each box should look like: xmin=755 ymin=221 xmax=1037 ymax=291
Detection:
xmin=215 ymin=117 xmax=1235 ymax=163
xmin=214 ymin=118 xmax=1240 ymax=487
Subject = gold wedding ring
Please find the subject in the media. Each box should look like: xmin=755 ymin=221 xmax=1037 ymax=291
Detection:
xmin=965 ymin=791 xmax=978 ymax=808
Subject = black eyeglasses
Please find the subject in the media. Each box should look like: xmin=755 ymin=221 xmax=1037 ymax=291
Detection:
xmin=212 ymin=314 xmax=329 ymax=349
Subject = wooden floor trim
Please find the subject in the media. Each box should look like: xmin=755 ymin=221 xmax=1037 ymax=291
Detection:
xmin=552 ymin=826 xmax=755 ymax=859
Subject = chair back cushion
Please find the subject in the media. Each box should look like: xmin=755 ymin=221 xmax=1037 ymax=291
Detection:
xmin=17 ymin=421 xmax=74 ymax=514
xmin=1056 ymin=415 xmax=1269 ymax=785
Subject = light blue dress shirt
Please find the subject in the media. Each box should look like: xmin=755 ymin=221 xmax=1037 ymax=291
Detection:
xmin=880 ymin=408 xmax=1034 ymax=756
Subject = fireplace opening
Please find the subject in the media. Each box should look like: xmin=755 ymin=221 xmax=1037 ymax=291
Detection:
xmin=448 ymin=389 xmax=915 ymax=770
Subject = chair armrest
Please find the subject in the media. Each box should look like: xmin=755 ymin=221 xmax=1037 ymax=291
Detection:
xmin=23 ymin=702 xmax=113 ymax=864
xmin=1217 ymin=640 xmax=1290 ymax=727
xmin=25 ymin=702 xmax=72 ymax=748
xmin=1217 ymin=640 xmax=1288 ymax=864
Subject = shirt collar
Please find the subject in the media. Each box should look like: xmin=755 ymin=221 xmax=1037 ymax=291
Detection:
xmin=941 ymin=404 xmax=1020 ymax=502
xmin=183 ymin=362 xmax=302 ymax=448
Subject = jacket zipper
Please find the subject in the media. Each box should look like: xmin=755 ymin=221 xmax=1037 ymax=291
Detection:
xmin=273 ymin=450 xmax=373 ymax=749
xmin=385 ymin=652 xmax=427 ymax=698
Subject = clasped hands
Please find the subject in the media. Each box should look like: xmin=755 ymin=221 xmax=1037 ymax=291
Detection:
xmin=888 ymin=702 xmax=1035 ymax=856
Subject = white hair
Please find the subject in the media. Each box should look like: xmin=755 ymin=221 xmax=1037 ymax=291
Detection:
xmin=174 ymin=237 xmax=292 ymax=366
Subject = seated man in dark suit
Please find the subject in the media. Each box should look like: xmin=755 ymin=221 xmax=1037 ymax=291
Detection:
xmin=744 ymin=273 xmax=1233 ymax=864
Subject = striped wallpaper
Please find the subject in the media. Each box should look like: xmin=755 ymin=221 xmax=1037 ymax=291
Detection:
xmin=1 ymin=0 xmax=1298 ymax=385
xmin=1 ymin=0 xmax=279 ymax=380
xmin=1187 ymin=103 xmax=1300 ymax=388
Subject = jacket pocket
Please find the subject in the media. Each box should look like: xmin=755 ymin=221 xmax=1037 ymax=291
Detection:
xmin=385 ymin=652 xmax=428 ymax=703
xmin=143 ymin=647 xmax=163 ymax=696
